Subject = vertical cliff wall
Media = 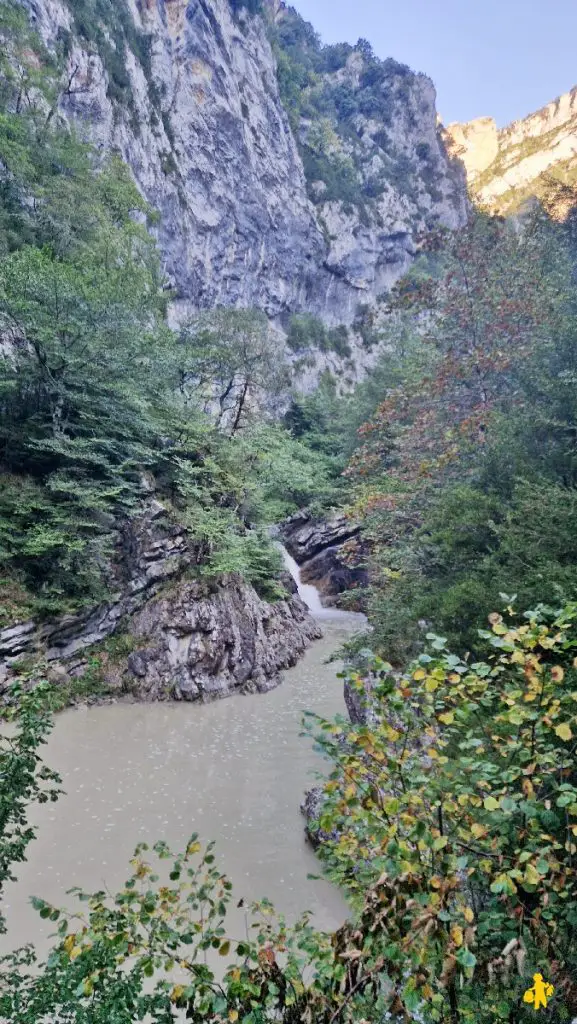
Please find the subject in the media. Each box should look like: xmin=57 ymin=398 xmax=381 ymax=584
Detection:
xmin=444 ymin=86 xmax=577 ymax=218
xmin=20 ymin=0 xmax=467 ymax=325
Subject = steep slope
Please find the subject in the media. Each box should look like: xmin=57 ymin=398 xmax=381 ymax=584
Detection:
xmin=20 ymin=0 xmax=466 ymax=327
xmin=444 ymin=87 xmax=577 ymax=218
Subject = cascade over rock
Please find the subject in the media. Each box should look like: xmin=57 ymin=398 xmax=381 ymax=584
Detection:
xmin=0 ymin=503 xmax=321 ymax=701
xmin=279 ymin=510 xmax=367 ymax=607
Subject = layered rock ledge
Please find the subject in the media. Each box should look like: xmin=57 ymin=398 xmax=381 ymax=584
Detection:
xmin=279 ymin=509 xmax=367 ymax=607
xmin=0 ymin=503 xmax=321 ymax=702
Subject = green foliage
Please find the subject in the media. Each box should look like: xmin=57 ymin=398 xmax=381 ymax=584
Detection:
xmin=348 ymin=210 xmax=577 ymax=660
xmin=62 ymin=0 xmax=155 ymax=110
xmin=269 ymin=7 xmax=419 ymax=208
xmin=179 ymin=308 xmax=290 ymax=436
xmin=0 ymin=683 xmax=61 ymax=935
xmin=4 ymin=605 xmax=577 ymax=1022
xmin=0 ymin=9 xmax=318 ymax=620
xmin=286 ymin=313 xmax=351 ymax=357
xmin=306 ymin=603 xmax=577 ymax=1020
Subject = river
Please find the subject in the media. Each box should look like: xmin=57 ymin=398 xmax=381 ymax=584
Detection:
xmin=2 ymin=550 xmax=364 ymax=956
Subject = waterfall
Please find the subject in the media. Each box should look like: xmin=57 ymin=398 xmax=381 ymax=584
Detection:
xmin=278 ymin=544 xmax=332 ymax=614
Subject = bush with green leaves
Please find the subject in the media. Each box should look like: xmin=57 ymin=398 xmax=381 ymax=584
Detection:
xmin=3 ymin=602 xmax=577 ymax=1022
xmin=306 ymin=601 xmax=577 ymax=1021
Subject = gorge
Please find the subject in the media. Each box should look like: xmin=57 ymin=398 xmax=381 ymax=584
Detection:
xmin=3 ymin=0 xmax=577 ymax=1018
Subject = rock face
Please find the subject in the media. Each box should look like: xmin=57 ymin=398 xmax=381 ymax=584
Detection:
xmin=279 ymin=510 xmax=367 ymax=607
xmin=121 ymin=573 xmax=321 ymax=701
xmin=0 ymin=502 xmax=321 ymax=700
xmin=444 ymin=86 xmax=577 ymax=218
xmin=20 ymin=0 xmax=467 ymax=328
xmin=443 ymin=116 xmax=499 ymax=181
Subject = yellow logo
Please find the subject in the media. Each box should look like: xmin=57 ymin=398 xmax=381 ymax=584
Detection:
xmin=523 ymin=973 xmax=554 ymax=1010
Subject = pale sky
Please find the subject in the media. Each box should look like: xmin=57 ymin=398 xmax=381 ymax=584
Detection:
xmin=291 ymin=0 xmax=577 ymax=127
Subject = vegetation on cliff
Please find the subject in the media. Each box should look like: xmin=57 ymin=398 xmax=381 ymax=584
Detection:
xmin=268 ymin=4 xmax=442 ymax=216
xmin=0 ymin=2 xmax=334 ymax=624
xmin=2 ymin=1 xmax=577 ymax=1021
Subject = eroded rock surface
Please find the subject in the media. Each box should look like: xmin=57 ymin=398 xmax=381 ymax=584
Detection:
xmin=444 ymin=86 xmax=577 ymax=218
xmin=0 ymin=503 xmax=321 ymax=700
xmin=279 ymin=510 xmax=367 ymax=606
xmin=20 ymin=0 xmax=466 ymax=331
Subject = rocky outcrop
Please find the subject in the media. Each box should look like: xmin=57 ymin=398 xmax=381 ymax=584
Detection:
xmin=0 ymin=502 xmax=321 ymax=700
xmin=118 ymin=572 xmax=321 ymax=701
xmin=20 ymin=0 xmax=467 ymax=331
xmin=444 ymin=86 xmax=577 ymax=218
xmin=279 ymin=510 xmax=367 ymax=607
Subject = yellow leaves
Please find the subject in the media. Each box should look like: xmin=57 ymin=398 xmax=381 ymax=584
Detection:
xmin=523 ymin=863 xmax=541 ymax=887
xmin=551 ymin=666 xmax=565 ymax=683
xmin=63 ymin=934 xmax=76 ymax=955
xmin=522 ymin=778 xmax=535 ymax=799
xmin=447 ymin=673 xmax=461 ymax=684
xmin=70 ymin=946 xmax=83 ymax=961
xmin=511 ymin=650 xmax=526 ymax=665
xmin=483 ymin=796 xmax=499 ymax=811
xmin=219 ymin=940 xmax=231 ymax=956
xmin=450 ymin=925 xmax=463 ymax=947
xmin=186 ymin=841 xmax=201 ymax=856
xmin=555 ymin=722 xmax=573 ymax=741
xmin=438 ymin=712 xmax=454 ymax=725
xmin=425 ymin=677 xmax=440 ymax=693
xmin=170 ymin=985 xmax=185 ymax=1003
xmin=413 ymin=668 xmax=426 ymax=681
xmin=385 ymin=726 xmax=401 ymax=743
xmin=131 ymin=859 xmax=150 ymax=880
xmin=457 ymin=794 xmax=469 ymax=807
xmin=464 ymin=907 xmax=475 ymax=924
xmin=471 ymin=823 xmax=487 ymax=839
xmin=228 ymin=1012 xmax=239 ymax=1023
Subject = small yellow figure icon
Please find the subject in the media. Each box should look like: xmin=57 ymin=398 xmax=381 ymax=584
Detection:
xmin=523 ymin=974 xmax=554 ymax=1010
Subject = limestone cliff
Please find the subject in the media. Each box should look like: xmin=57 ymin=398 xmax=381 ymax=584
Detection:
xmin=20 ymin=0 xmax=467 ymax=328
xmin=0 ymin=502 xmax=321 ymax=702
xmin=444 ymin=87 xmax=577 ymax=219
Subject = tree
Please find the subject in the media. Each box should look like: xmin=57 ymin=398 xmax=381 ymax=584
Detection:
xmin=346 ymin=210 xmax=577 ymax=659
xmin=178 ymin=309 xmax=290 ymax=436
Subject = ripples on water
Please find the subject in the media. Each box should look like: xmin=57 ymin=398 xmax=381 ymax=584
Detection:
xmin=2 ymin=591 xmax=365 ymax=954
